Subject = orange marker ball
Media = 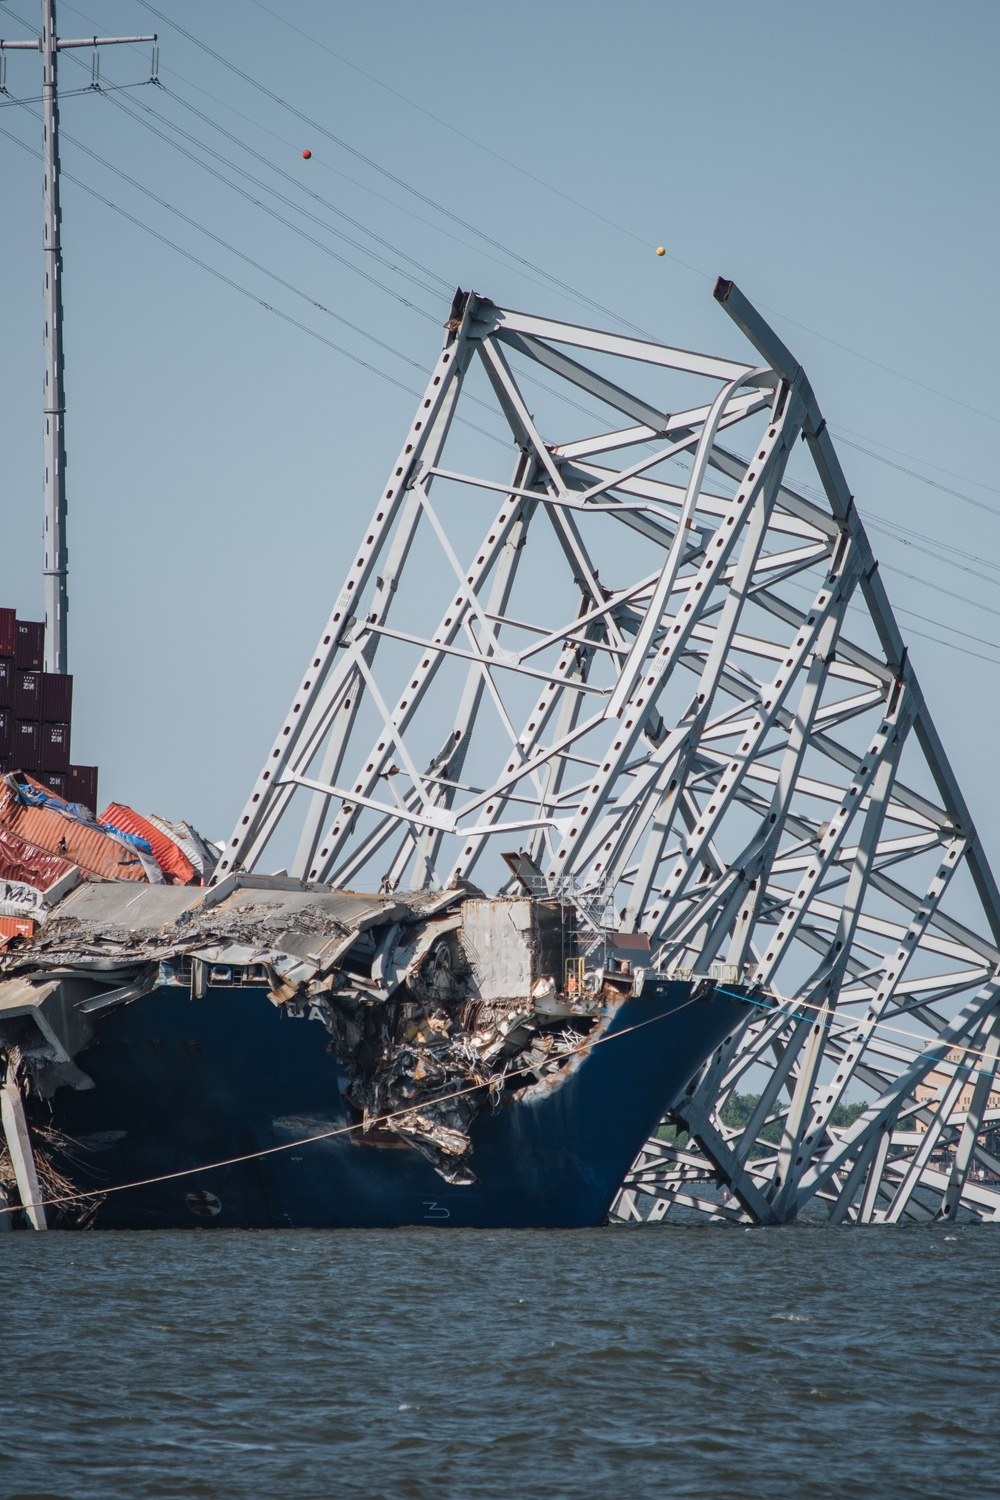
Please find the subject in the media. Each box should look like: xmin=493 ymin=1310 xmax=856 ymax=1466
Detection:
xmin=655 ymin=246 xmax=665 ymax=256
xmin=302 ymin=149 xmax=312 ymax=159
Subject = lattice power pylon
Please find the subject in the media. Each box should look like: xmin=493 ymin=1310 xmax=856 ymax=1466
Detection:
xmin=219 ymin=280 xmax=1000 ymax=1225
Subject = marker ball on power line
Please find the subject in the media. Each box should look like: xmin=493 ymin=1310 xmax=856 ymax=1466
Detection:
xmin=655 ymin=246 xmax=665 ymax=256
xmin=302 ymin=149 xmax=312 ymax=159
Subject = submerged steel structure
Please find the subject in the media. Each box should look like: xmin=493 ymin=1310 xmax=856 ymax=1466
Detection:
xmin=219 ymin=280 xmax=1000 ymax=1225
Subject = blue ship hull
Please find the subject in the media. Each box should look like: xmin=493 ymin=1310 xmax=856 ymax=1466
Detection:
xmin=42 ymin=977 xmax=746 ymax=1229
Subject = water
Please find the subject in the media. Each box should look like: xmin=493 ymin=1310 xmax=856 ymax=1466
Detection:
xmin=0 ymin=1224 xmax=995 ymax=1500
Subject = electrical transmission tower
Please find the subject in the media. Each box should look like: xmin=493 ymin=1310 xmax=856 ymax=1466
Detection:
xmin=219 ymin=278 xmax=1000 ymax=1226
xmin=0 ymin=0 xmax=155 ymax=672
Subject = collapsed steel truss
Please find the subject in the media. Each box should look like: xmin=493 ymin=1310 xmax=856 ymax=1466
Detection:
xmin=220 ymin=280 xmax=1000 ymax=1224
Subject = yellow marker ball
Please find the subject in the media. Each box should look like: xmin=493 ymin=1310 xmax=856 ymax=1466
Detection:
xmin=655 ymin=246 xmax=665 ymax=256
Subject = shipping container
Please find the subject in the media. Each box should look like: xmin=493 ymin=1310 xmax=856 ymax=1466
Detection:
xmin=40 ymin=722 xmax=70 ymax=773
xmin=100 ymin=801 xmax=196 ymax=885
xmin=0 ymin=778 xmax=145 ymax=882
xmin=147 ymin=813 xmax=217 ymax=884
xmin=41 ymin=670 xmax=73 ymax=723
xmin=37 ymin=771 xmax=68 ymax=797
xmin=69 ymin=764 xmax=99 ymax=815
xmin=14 ymin=720 xmax=40 ymax=767
xmin=13 ymin=669 xmax=43 ymax=720
xmin=0 ymin=824 xmax=75 ymax=891
xmin=0 ymin=708 xmax=10 ymax=759
xmin=15 ymin=619 xmax=44 ymax=670
xmin=0 ymin=914 xmax=37 ymax=944
xmin=0 ymin=659 xmax=13 ymax=707
xmin=0 ymin=608 xmax=16 ymax=659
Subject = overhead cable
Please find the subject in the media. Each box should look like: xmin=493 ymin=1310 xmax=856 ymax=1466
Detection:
xmin=134 ymin=0 xmax=663 ymax=341
xmin=0 ymin=117 xmax=507 ymax=447
xmin=6 ymin=9 xmax=998 ymax=627
xmin=866 ymin=520 xmax=1000 ymax=591
xmin=108 ymin=85 xmax=452 ymax=300
xmin=0 ymin=77 xmax=149 ymax=105
xmin=833 ymin=432 xmax=1000 ymax=521
xmin=226 ymin=0 xmax=1000 ymax=430
xmin=8 ymin=0 xmax=1000 ymax=438
xmin=831 ymin=424 xmax=1000 ymax=497
xmin=42 ymin=1 xmax=1000 ymax=499
xmin=103 ymin=89 xmax=445 ymax=306
xmin=18 ymin=100 xmax=445 ymax=376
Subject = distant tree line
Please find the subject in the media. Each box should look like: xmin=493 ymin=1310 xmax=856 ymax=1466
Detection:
xmin=658 ymin=1090 xmax=866 ymax=1154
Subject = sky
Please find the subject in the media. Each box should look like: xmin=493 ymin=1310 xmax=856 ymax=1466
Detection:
xmin=0 ymin=0 xmax=998 ymax=865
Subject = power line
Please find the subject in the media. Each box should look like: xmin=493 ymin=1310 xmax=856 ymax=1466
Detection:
xmin=104 ymin=89 xmax=446 ymax=306
xmin=7 ymin=41 xmax=628 ymax=437
xmin=133 ymin=0 xmax=664 ymax=342
xmin=12 ymin=87 xmax=609 ymax=440
xmin=831 ymin=424 xmax=1000 ymax=497
xmin=11 ymin=95 xmax=447 ymax=376
xmin=866 ymin=519 xmax=1000 ymax=592
xmin=151 ymin=81 xmax=456 ymax=292
xmin=113 ymin=85 xmax=452 ymax=301
xmin=0 ymin=116 xmax=507 ymax=447
xmin=889 ymin=619 xmax=1000 ymax=671
xmin=862 ymin=513 xmax=1000 ymax=571
xmin=7 ymin=7 xmax=1000 ymax=635
xmin=1 ymin=3 xmax=458 ymax=313
xmin=2 ymin=164 xmax=994 ymax=681
xmin=732 ymin=449 xmax=1000 ymax=599
xmin=151 ymin=78 xmax=585 ymax=313
xmin=5 ymin=87 xmax=620 ymax=443
xmin=10 ymin=0 xmax=1000 ymax=448
xmin=73 ymin=104 xmax=614 ymax=434
xmin=40 ymin=0 xmax=1000 ymax=508
xmin=835 ymin=433 xmax=1000 ymax=520
xmin=784 ymin=574 xmax=1000 ymax=671
xmin=230 ymin=0 xmax=1000 ymax=432
xmin=879 ymin=563 xmax=1000 ymax=621
xmin=244 ymin=0 xmax=678 ymax=261
xmin=88 ymin=86 xmax=639 ymax=433
xmin=77 ymin=17 xmax=552 ymax=300
xmin=0 ymin=77 xmax=148 ymax=105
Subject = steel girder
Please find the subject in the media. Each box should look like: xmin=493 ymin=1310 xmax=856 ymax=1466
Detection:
xmin=219 ymin=280 xmax=1000 ymax=1225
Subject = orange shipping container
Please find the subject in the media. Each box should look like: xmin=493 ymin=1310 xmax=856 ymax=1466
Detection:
xmin=0 ymin=825 xmax=76 ymax=891
xmin=0 ymin=914 xmax=37 ymax=945
xmin=0 ymin=779 xmax=148 ymax=883
xmin=99 ymin=802 xmax=196 ymax=885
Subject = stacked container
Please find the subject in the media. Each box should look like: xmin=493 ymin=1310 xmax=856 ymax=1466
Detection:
xmin=0 ymin=605 xmax=98 ymax=812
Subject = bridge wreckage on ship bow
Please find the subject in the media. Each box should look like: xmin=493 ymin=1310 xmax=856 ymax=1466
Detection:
xmin=3 ymin=280 xmax=1000 ymax=1229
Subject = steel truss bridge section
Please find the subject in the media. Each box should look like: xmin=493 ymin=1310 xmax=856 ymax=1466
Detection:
xmin=219 ymin=278 xmax=1000 ymax=1226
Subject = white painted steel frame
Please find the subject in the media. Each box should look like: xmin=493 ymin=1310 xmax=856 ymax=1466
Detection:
xmin=219 ymin=280 xmax=1000 ymax=1225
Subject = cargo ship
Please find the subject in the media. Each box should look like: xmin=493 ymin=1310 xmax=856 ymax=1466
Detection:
xmin=0 ymin=849 xmax=750 ymax=1229
xmin=0 ymin=279 xmax=779 ymax=1231
xmin=0 ymin=467 xmax=752 ymax=1232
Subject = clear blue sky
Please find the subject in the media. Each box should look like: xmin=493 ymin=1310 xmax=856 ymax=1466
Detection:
xmin=1 ymin=0 xmax=997 ymax=856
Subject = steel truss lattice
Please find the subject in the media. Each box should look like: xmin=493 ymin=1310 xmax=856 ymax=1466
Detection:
xmin=221 ymin=280 xmax=1000 ymax=1225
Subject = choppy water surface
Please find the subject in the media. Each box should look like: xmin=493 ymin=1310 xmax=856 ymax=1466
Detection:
xmin=1 ymin=1224 xmax=996 ymax=1499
